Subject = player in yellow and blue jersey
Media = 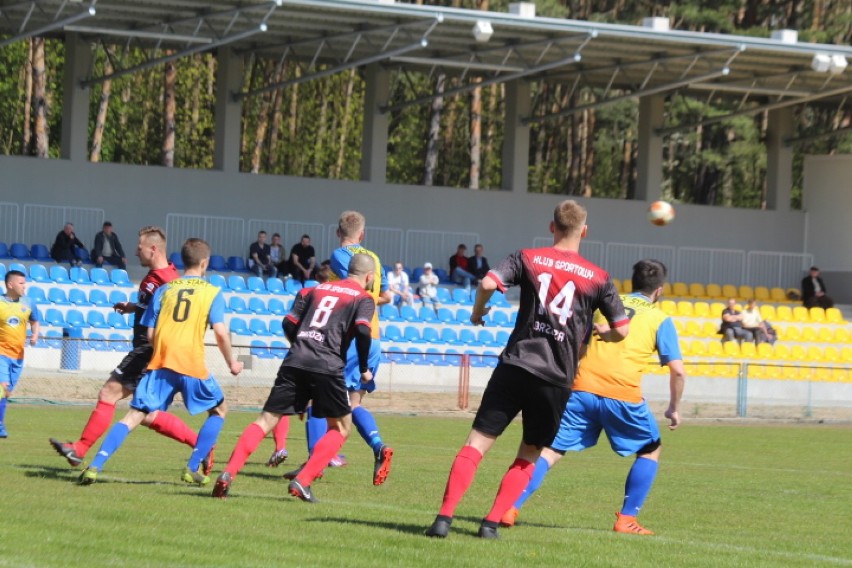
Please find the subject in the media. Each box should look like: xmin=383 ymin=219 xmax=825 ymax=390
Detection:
xmin=78 ymin=239 xmax=243 ymax=486
xmin=0 ymin=270 xmax=40 ymax=438
xmin=502 ymin=259 xmax=685 ymax=535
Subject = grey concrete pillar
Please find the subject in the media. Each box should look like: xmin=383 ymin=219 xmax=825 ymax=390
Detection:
xmin=636 ymin=95 xmax=665 ymax=201
xmin=360 ymin=64 xmax=390 ymax=183
xmin=214 ymin=48 xmax=243 ymax=173
xmin=60 ymin=33 xmax=92 ymax=162
xmin=502 ymin=80 xmax=530 ymax=193
xmin=766 ymin=107 xmax=794 ymax=211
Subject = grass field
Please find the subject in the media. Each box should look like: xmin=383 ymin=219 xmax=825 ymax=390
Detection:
xmin=1 ymin=405 xmax=850 ymax=567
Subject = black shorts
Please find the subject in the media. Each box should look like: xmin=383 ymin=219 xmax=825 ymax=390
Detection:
xmin=262 ymin=365 xmax=351 ymax=419
xmin=472 ymin=363 xmax=571 ymax=448
xmin=111 ymin=343 xmax=154 ymax=389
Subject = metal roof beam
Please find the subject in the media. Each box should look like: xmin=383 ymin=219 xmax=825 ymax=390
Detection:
xmin=785 ymin=124 xmax=852 ymax=146
xmin=0 ymin=1 xmax=96 ymax=49
xmin=63 ymin=24 xmax=213 ymax=44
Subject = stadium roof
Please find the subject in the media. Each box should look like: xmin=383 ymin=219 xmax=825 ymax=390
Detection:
xmin=2 ymin=0 xmax=852 ymax=132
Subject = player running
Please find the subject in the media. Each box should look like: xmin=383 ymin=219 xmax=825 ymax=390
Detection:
xmin=501 ymin=259 xmax=685 ymax=535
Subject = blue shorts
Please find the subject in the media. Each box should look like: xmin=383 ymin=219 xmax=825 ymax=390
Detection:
xmin=130 ymin=368 xmax=225 ymax=416
xmin=344 ymin=339 xmax=381 ymax=393
xmin=0 ymin=355 xmax=24 ymax=392
xmin=550 ymin=391 xmax=661 ymax=457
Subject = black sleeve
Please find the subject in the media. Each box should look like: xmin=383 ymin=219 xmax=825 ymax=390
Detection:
xmin=354 ymin=323 xmax=372 ymax=373
xmin=283 ymin=318 xmax=298 ymax=343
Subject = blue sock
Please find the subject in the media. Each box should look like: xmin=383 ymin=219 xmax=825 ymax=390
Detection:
xmin=90 ymin=423 xmax=130 ymax=470
xmin=621 ymin=457 xmax=659 ymax=516
xmin=305 ymin=406 xmax=328 ymax=455
xmin=352 ymin=406 xmax=383 ymax=454
xmin=0 ymin=397 xmax=7 ymax=424
xmin=187 ymin=415 xmax=224 ymax=472
xmin=514 ymin=456 xmax=552 ymax=509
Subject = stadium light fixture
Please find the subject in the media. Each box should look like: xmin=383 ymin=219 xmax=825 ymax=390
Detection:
xmin=829 ymin=55 xmax=848 ymax=75
xmin=472 ymin=20 xmax=493 ymax=43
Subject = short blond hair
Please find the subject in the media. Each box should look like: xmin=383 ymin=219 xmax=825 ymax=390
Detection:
xmin=181 ymin=238 xmax=210 ymax=269
xmin=553 ymin=200 xmax=587 ymax=236
xmin=338 ymin=210 xmax=366 ymax=240
xmin=139 ymin=225 xmax=166 ymax=249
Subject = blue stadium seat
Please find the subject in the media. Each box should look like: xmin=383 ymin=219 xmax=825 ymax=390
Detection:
xmin=403 ymin=326 xmax=424 ymax=343
xmin=0 ymin=263 xmax=5 ymax=280
xmin=169 ymin=252 xmax=185 ymax=269
xmin=383 ymin=324 xmax=403 ymax=342
xmin=208 ymin=255 xmax=227 ymax=272
xmin=87 ymin=311 xmax=110 ymax=329
xmin=380 ymin=304 xmax=401 ymax=322
xmin=75 ymin=247 xmax=93 ymax=264
xmin=66 ymin=309 xmax=89 ymax=328
xmin=249 ymin=297 xmax=270 ymax=314
xmin=440 ymin=328 xmax=460 ymax=345
xmin=43 ymin=309 xmax=65 ymax=327
xmin=9 ymin=262 xmax=27 ymax=276
xmin=422 ymin=327 xmax=440 ymax=343
xmin=399 ymin=305 xmax=418 ymax=322
xmin=228 ymin=275 xmax=248 ymax=293
xmin=265 ymin=278 xmax=285 ymax=295
xmin=482 ymin=350 xmax=500 ymax=367
xmin=418 ymin=306 xmax=438 ymax=323
xmin=28 ymin=264 xmax=50 ymax=283
xmin=436 ymin=307 xmax=454 ymax=323
xmin=130 ymin=291 xmax=138 ymax=303
xmin=227 ymin=296 xmax=251 ymax=314
xmin=70 ymin=266 xmax=91 ymax=286
xmin=108 ymin=311 xmax=131 ymax=329
xmin=109 ymin=332 xmax=132 ymax=351
xmin=208 ymin=273 xmax=229 ymax=291
xmin=268 ymin=319 xmax=284 ymax=336
xmin=452 ymin=288 xmax=473 ymax=305
xmin=68 ymin=288 xmax=91 ymax=306
xmin=228 ymin=317 xmax=251 ymax=336
xmin=108 ymin=290 xmax=128 ymax=305
xmin=285 ymin=279 xmax=303 ymax=294
xmin=455 ymin=308 xmax=472 ymax=325
xmin=26 ymin=286 xmax=47 ymax=304
xmin=90 ymin=268 xmax=111 ymax=286
xmin=411 ymin=267 xmax=424 ymax=282
xmin=89 ymin=289 xmax=110 ymax=307
xmin=87 ymin=332 xmax=111 ymax=351
xmin=270 ymin=340 xmax=288 ymax=359
xmin=405 ymin=347 xmax=426 ymax=364
xmin=47 ymin=287 xmax=71 ymax=305
xmin=250 ymin=339 xmax=273 ymax=358
xmin=496 ymin=330 xmax=511 ymax=344
xmin=30 ymin=243 xmax=51 ymax=261
xmin=0 ymin=242 xmax=10 ymax=259
xmin=477 ymin=329 xmax=501 ymax=347
xmin=249 ymin=318 xmax=268 ymax=335
xmin=303 ymin=279 xmax=319 ymax=289
xmin=386 ymin=346 xmax=405 ymax=363
xmin=458 ymin=329 xmax=477 ymax=344
xmin=110 ymin=269 xmax=133 ymax=288
xmin=268 ymin=298 xmax=287 ymax=316
xmin=426 ymin=347 xmax=450 ymax=366
xmin=44 ymin=329 xmax=63 ymax=348
xmin=434 ymin=267 xmax=451 ymax=284
xmin=247 ymin=276 xmax=268 ymax=294
xmin=488 ymin=291 xmax=511 ymax=308
xmin=10 ymin=242 xmax=31 ymax=260
xmin=226 ymin=256 xmax=247 ymax=273
xmin=50 ymin=265 xmax=72 ymax=284
xmin=436 ymin=287 xmax=454 ymax=305
xmin=491 ymin=310 xmax=510 ymax=327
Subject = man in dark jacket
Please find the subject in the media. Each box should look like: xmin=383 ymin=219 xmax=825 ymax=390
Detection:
xmin=51 ymin=223 xmax=87 ymax=267
xmin=92 ymin=222 xmax=127 ymax=269
xmin=801 ymin=266 xmax=833 ymax=309
xmin=467 ymin=243 xmax=490 ymax=285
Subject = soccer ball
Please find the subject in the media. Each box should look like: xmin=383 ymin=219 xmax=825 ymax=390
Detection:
xmin=647 ymin=200 xmax=675 ymax=226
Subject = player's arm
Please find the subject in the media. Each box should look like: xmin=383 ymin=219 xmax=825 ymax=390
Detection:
xmin=377 ymin=265 xmax=391 ymax=306
xmin=596 ymin=279 xmax=629 ymax=342
xmin=355 ymin=323 xmax=373 ymax=383
xmin=28 ymin=308 xmax=40 ymax=346
xmin=471 ymin=274 xmax=497 ymax=325
xmin=665 ymin=359 xmax=685 ymax=430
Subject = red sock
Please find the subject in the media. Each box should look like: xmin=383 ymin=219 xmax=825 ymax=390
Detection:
xmin=147 ymin=411 xmax=198 ymax=447
xmin=438 ymin=445 xmax=483 ymax=518
xmin=74 ymin=400 xmax=116 ymax=456
xmin=484 ymin=458 xmax=534 ymax=522
xmin=224 ymin=423 xmax=266 ymax=478
xmin=273 ymin=415 xmax=290 ymax=451
xmin=296 ymin=430 xmax=345 ymax=486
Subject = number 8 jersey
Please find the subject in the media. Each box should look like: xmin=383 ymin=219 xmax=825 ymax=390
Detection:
xmin=487 ymin=248 xmax=627 ymax=387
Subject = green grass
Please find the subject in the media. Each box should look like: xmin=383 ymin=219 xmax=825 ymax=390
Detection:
xmin=1 ymin=406 xmax=851 ymax=567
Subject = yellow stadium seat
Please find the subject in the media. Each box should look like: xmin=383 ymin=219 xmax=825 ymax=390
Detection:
xmin=754 ymin=286 xmax=770 ymax=301
xmin=693 ymin=301 xmax=710 ymax=318
xmin=740 ymin=342 xmax=757 ymax=358
xmin=701 ymin=321 xmax=720 ymax=337
xmin=622 ymin=279 xmax=632 ymax=293
xmin=677 ymin=301 xmax=694 ymax=317
xmin=769 ymin=287 xmax=788 ymax=302
xmin=759 ymin=304 xmax=777 ymax=321
xmin=689 ymin=283 xmax=706 ymax=298
xmin=823 ymin=346 xmax=840 ymax=362
xmin=806 ymin=346 xmax=824 ymax=362
xmin=832 ymin=368 xmax=849 ymax=383
xmin=690 ymin=340 xmax=708 ymax=357
xmin=672 ymin=282 xmax=688 ymax=297
xmin=721 ymin=284 xmax=738 ymax=299
xmin=818 ymin=327 xmax=834 ymax=343
xmin=749 ymin=364 xmax=769 ymax=379
xmin=774 ymin=344 xmax=792 ymax=360
xmin=785 ymin=327 xmax=802 ymax=342
xmin=756 ymin=342 xmax=775 ymax=359
xmin=781 ymin=365 xmax=802 ymax=381
xmin=801 ymin=326 xmax=818 ymax=342
xmin=738 ymin=285 xmax=754 ymax=299
xmin=843 ymin=347 xmax=852 ymax=363
xmin=709 ymin=302 xmax=725 ymax=318
xmin=811 ymin=367 xmax=832 ymax=382
xmin=707 ymin=341 xmax=724 ymax=357
xmin=611 ymin=278 xmax=622 ymax=293
xmin=684 ymin=321 xmax=702 ymax=337
xmin=808 ymin=307 xmax=825 ymax=323
xmin=660 ymin=300 xmax=677 ymax=316
xmin=791 ymin=345 xmax=807 ymax=360
xmin=792 ymin=306 xmax=810 ymax=323
xmin=825 ymin=307 xmax=845 ymax=324
xmin=723 ymin=341 xmax=741 ymax=358
xmin=834 ymin=328 xmax=850 ymax=343
xmin=705 ymin=283 xmax=723 ymax=299
xmin=775 ymin=305 xmax=793 ymax=322
xmin=673 ymin=319 xmax=685 ymax=335
xmin=662 ymin=282 xmax=672 ymax=296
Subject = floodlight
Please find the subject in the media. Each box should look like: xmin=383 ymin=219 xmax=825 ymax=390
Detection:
xmin=472 ymin=20 xmax=493 ymax=43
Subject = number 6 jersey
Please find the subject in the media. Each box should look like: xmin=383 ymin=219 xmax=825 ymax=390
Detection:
xmin=487 ymin=247 xmax=627 ymax=388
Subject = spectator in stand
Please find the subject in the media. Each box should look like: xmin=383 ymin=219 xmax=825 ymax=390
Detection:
xmin=449 ymin=244 xmax=476 ymax=291
xmin=741 ymin=299 xmax=767 ymax=344
xmin=91 ymin=221 xmax=127 ymax=269
xmin=51 ymin=222 xmax=87 ymax=267
xmin=468 ymin=244 xmax=490 ymax=286
xmin=763 ymin=320 xmax=778 ymax=345
xmin=289 ymin=234 xmax=316 ymax=284
xmin=418 ymin=262 xmax=440 ymax=313
xmin=248 ymin=231 xmax=276 ymax=279
xmin=269 ymin=233 xmax=287 ymax=277
xmin=719 ymin=298 xmax=752 ymax=344
xmin=801 ymin=266 xmax=834 ymax=309
xmin=388 ymin=262 xmax=414 ymax=307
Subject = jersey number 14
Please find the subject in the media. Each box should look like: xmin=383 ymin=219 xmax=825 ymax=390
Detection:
xmin=536 ymin=273 xmax=575 ymax=325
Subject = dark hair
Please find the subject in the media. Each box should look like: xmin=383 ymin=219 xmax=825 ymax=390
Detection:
xmin=258 ymin=230 xmax=267 ymax=236
xmin=301 ymin=234 xmax=310 ymax=240
xmin=272 ymin=233 xmax=281 ymax=238
xmin=5 ymin=270 xmax=25 ymax=285
xmin=632 ymin=259 xmax=667 ymax=294
xmin=103 ymin=221 xmax=112 ymax=227
xmin=810 ymin=266 xmax=819 ymax=271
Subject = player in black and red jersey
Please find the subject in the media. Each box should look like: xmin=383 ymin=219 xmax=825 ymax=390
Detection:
xmin=50 ymin=226 xmax=202 ymax=468
xmin=212 ymin=253 xmax=377 ymax=502
xmin=426 ymin=200 xmax=631 ymax=540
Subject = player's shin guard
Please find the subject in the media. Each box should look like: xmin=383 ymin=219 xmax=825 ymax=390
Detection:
xmin=296 ymin=429 xmax=345 ymax=486
xmin=89 ymin=422 xmax=131 ymax=470
xmin=187 ymin=415 xmax=224 ymax=472
xmin=351 ymin=406 xmax=383 ymax=453
xmin=621 ymin=456 xmax=659 ymax=517
xmin=438 ymin=445 xmax=483 ymax=518
xmin=513 ymin=456 xmax=552 ymax=510
xmin=75 ymin=400 xmax=116 ymax=456
xmin=148 ymin=411 xmax=198 ymax=447
xmin=224 ymin=423 xmax=266 ymax=478
xmin=305 ymin=407 xmax=327 ymax=454
xmin=484 ymin=458 xmax=534 ymax=523
xmin=273 ymin=415 xmax=290 ymax=452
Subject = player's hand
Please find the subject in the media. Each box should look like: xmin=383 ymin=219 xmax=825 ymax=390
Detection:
xmin=664 ymin=407 xmax=680 ymax=430
xmin=29 ymin=335 xmax=38 ymax=346
xmin=360 ymin=370 xmax=373 ymax=383
xmin=114 ymin=302 xmax=132 ymax=314
xmin=229 ymin=359 xmax=244 ymax=376
xmin=470 ymin=307 xmax=490 ymax=326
